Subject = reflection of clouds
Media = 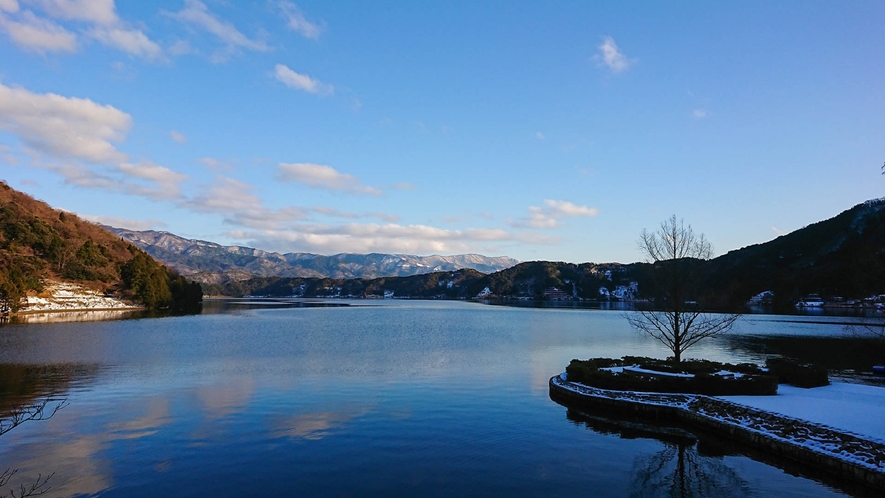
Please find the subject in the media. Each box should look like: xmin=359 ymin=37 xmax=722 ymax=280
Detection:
xmin=272 ymin=409 xmax=368 ymax=441
xmin=1 ymin=395 xmax=176 ymax=497
xmin=106 ymin=396 xmax=170 ymax=439
xmin=8 ymin=433 xmax=111 ymax=498
xmin=195 ymin=376 xmax=256 ymax=420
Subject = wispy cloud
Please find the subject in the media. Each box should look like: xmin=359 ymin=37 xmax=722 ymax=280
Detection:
xmin=277 ymin=1 xmax=322 ymax=39
xmin=1 ymin=81 xmax=188 ymax=200
xmin=197 ymin=157 xmax=234 ymax=172
xmin=0 ymin=1 xmax=18 ymax=14
xmin=313 ymin=206 xmax=400 ymax=223
xmin=277 ymin=162 xmax=380 ymax=196
xmin=510 ymin=199 xmax=598 ymax=229
xmin=167 ymin=0 xmax=269 ymax=61
xmin=184 ymin=176 xmax=309 ymax=230
xmin=29 ymin=0 xmax=119 ymax=25
xmin=87 ymin=25 xmax=162 ymax=60
xmin=80 ymin=214 xmax=167 ymax=231
xmin=170 ymin=130 xmax=186 ymax=143
xmin=117 ymin=161 xmax=187 ymax=198
xmin=228 ymin=223 xmax=544 ymax=255
xmin=0 ymin=1 xmax=163 ymax=59
xmin=692 ymin=109 xmax=708 ymax=119
xmin=593 ymin=36 xmax=635 ymax=74
xmin=535 ymin=131 xmax=545 ymax=140
xmin=771 ymin=226 xmax=788 ymax=236
xmin=273 ymin=64 xmax=333 ymax=95
xmin=0 ymin=10 xmax=77 ymax=53
xmin=0 ymin=81 xmax=131 ymax=163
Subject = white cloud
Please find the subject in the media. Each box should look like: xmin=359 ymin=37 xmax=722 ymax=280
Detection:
xmin=0 ymin=10 xmax=77 ymax=53
xmin=168 ymin=39 xmax=195 ymax=56
xmin=184 ymin=177 xmax=311 ymax=230
xmin=118 ymin=161 xmax=187 ymax=198
xmin=771 ymin=226 xmax=788 ymax=236
xmin=197 ymin=156 xmax=234 ymax=172
xmin=0 ymin=82 xmax=131 ymax=163
xmin=168 ymin=0 xmax=270 ymax=57
xmin=0 ymin=0 xmax=19 ymax=13
xmin=278 ymin=1 xmax=322 ymax=39
xmin=535 ymin=131 xmax=545 ymax=140
xmin=277 ymin=162 xmax=380 ymax=196
xmin=544 ymin=199 xmax=598 ymax=217
xmin=28 ymin=0 xmax=118 ymax=25
xmin=80 ymin=214 xmax=166 ymax=231
xmin=170 ymin=131 xmax=186 ymax=143
xmin=1 ymin=2 xmax=163 ymax=59
xmin=228 ymin=222 xmax=527 ymax=255
xmin=186 ymin=177 xmax=262 ymax=214
xmin=693 ymin=109 xmax=708 ymax=119
xmin=273 ymin=64 xmax=333 ymax=95
xmin=36 ymin=161 xmax=183 ymax=201
xmin=593 ymin=36 xmax=635 ymax=74
xmin=313 ymin=206 xmax=401 ymax=223
xmin=510 ymin=199 xmax=598 ymax=229
xmin=87 ymin=26 xmax=162 ymax=59
xmin=1 ymin=82 xmax=188 ymax=200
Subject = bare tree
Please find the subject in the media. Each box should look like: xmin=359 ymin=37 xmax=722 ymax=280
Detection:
xmin=626 ymin=215 xmax=739 ymax=364
xmin=0 ymin=398 xmax=66 ymax=497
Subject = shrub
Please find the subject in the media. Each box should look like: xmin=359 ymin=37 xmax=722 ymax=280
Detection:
xmin=565 ymin=357 xmax=778 ymax=395
xmin=765 ymin=357 xmax=829 ymax=388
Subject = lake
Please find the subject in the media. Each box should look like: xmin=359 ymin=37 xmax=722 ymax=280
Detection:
xmin=0 ymin=299 xmax=880 ymax=497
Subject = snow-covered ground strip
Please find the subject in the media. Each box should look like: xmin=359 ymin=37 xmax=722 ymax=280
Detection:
xmin=23 ymin=281 xmax=139 ymax=313
xmin=551 ymin=374 xmax=885 ymax=473
xmin=721 ymin=383 xmax=885 ymax=444
xmin=623 ymin=366 xmax=694 ymax=378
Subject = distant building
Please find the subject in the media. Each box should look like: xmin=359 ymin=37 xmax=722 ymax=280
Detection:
xmin=748 ymin=290 xmax=774 ymax=305
xmin=598 ymin=287 xmax=611 ymax=300
xmin=476 ymin=287 xmax=492 ymax=298
xmin=542 ymin=287 xmax=569 ymax=300
xmin=612 ymin=283 xmax=638 ymax=301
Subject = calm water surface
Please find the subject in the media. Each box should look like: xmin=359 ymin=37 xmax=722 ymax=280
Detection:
xmin=0 ymin=300 xmax=878 ymax=497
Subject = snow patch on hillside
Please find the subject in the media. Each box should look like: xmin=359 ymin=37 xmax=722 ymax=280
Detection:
xmin=24 ymin=281 xmax=140 ymax=313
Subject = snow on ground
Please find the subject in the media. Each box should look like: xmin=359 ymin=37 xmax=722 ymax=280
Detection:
xmin=23 ymin=281 xmax=139 ymax=313
xmin=720 ymin=383 xmax=885 ymax=443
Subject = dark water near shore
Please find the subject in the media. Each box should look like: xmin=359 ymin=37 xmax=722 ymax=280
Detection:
xmin=0 ymin=300 xmax=880 ymax=497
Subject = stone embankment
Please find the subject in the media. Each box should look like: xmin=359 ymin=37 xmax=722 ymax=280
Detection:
xmin=549 ymin=374 xmax=885 ymax=491
xmin=22 ymin=281 xmax=141 ymax=313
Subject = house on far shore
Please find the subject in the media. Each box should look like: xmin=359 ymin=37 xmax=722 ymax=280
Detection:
xmin=476 ymin=287 xmax=492 ymax=298
xmin=748 ymin=290 xmax=774 ymax=305
xmin=542 ymin=287 xmax=569 ymax=300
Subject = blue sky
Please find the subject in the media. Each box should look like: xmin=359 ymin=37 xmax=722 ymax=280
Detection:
xmin=0 ymin=1 xmax=882 ymax=263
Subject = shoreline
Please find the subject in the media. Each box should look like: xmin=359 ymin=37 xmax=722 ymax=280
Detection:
xmin=549 ymin=374 xmax=885 ymax=491
xmin=15 ymin=306 xmax=144 ymax=315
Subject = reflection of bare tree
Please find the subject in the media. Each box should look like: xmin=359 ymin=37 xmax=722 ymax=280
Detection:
xmin=0 ymin=397 xmax=67 ymax=498
xmin=629 ymin=440 xmax=750 ymax=498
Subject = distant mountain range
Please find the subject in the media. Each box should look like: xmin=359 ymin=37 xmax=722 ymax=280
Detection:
xmin=194 ymin=198 xmax=885 ymax=306
xmin=108 ymin=228 xmax=520 ymax=283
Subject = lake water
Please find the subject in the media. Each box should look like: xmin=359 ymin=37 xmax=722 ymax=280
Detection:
xmin=0 ymin=299 xmax=880 ymax=497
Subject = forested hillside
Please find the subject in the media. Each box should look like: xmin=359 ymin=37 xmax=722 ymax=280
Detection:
xmin=0 ymin=182 xmax=201 ymax=312
xmin=202 ymin=268 xmax=485 ymax=299
xmin=702 ymin=199 xmax=885 ymax=306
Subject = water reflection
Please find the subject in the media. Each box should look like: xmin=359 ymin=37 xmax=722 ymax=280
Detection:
xmin=0 ymin=301 xmax=872 ymax=497
xmin=565 ymin=408 xmax=753 ymax=497
xmin=629 ymin=440 xmax=750 ymax=497
xmin=3 ymin=309 xmax=143 ymax=325
xmin=563 ymin=407 xmax=873 ymax=497
xmin=271 ymin=409 xmax=369 ymax=440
